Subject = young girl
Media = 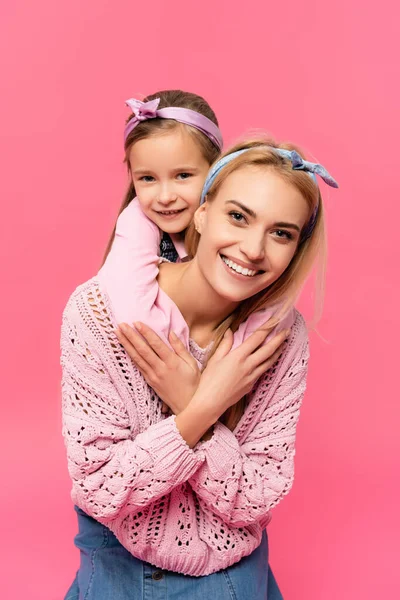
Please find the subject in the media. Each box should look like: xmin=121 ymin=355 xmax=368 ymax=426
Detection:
xmin=61 ymin=137 xmax=337 ymax=598
xmin=103 ymin=88 xmax=222 ymax=266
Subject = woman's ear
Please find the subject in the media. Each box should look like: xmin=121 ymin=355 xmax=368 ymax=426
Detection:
xmin=194 ymin=201 xmax=208 ymax=234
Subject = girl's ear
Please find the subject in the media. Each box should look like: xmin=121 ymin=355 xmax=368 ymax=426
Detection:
xmin=194 ymin=200 xmax=208 ymax=234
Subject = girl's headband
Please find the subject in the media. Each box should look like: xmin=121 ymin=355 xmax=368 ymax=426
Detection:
xmin=200 ymin=146 xmax=339 ymax=241
xmin=124 ymin=98 xmax=223 ymax=150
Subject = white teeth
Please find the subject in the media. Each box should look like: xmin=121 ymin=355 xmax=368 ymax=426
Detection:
xmin=221 ymin=256 xmax=258 ymax=277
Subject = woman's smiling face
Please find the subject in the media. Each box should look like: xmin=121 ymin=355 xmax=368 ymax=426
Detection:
xmin=194 ymin=165 xmax=310 ymax=303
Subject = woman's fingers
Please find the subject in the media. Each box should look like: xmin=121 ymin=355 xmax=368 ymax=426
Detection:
xmin=118 ymin=324 xmax=160 ymax=370
xmin=251 ymin=346 xmax=284 ymax=381
xmin=234 ymin=325 xmax=272 ymax=357
xmin=115 ymin=329 xmax=151 ymax=377
xmin=248 ymin=330 xmax=289 ymax=372
xmin=134 ymin=322 xmax=172 ymax=362
xmin=169 ymin=332 xmax=197 ymax=368
xmin=211 ymin=328 xmax=234 ymax=361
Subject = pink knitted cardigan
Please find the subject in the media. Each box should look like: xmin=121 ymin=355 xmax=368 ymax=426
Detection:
xmin=61 ymin=200 xmax=309 ymax=576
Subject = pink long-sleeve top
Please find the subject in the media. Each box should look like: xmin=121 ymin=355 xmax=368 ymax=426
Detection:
xmin=61 ymin=200 xmax=309 ymax=576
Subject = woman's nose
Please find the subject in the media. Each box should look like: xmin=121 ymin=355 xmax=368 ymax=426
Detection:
xmin=239 ymin=234 xmax=266 ymax=262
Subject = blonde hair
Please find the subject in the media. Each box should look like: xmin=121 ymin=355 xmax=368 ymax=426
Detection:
xmin=102 ymin=90 xmax=221 ymax=263
xmin=185 ymin=138 xmax=327 ymax=430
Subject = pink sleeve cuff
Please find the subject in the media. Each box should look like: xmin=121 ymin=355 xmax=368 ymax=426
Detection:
xmin=135 ymin=416 xmax=205 ymax=483
xmin=193 ymin=421 xmax=240 ymax=478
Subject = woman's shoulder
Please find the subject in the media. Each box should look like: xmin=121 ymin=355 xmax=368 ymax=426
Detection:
xmin=62 ymin=276 xmax=113 ymax=330
xmin=292 ymin=309 xmax=308 ymax=339
xmin=288 ymin=309 xmax=310 ymax=359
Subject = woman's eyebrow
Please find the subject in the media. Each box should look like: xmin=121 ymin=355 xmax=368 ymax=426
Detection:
xmin=225 ymin=200 xmax=257 ymax=218
xmin=274 ymin=221 xmax=301 ymax=232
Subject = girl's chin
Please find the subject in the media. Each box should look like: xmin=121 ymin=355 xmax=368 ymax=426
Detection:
xmin=163 ymin=225 xmax=191 ymax=234
xmin=159 ymin=219 xmax=193 ymax=234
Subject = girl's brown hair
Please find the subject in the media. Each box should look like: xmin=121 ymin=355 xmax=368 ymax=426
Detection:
xmin=102 ymin=90 xmax=221 ymax=262
xmin=185 ymin=138 xmax=326 ymax=430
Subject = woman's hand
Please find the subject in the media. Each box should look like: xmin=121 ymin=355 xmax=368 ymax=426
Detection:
xmin=191 ymin=325 xmax=291 ymax=421
xmin=116 ymin=322 xmax=201 ymax=415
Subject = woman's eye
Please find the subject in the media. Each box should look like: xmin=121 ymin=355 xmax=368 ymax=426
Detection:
xmin=139 ymin=175 xmax=155 ymax=183
xmin=177 ymin=172 xmax=192 ymax=180
xmin=273 ymin=229 xmax=293 ymax=240
xmin=229 ymin=211 xmax=246 ymax=223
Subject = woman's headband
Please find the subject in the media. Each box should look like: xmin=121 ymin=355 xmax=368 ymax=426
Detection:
xmin=124 ymin=98 xmax=223 ymax=150
xmin=200 ymin=146 xmax=339 ymax=241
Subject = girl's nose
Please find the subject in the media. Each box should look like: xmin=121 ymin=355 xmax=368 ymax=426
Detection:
xmin=158 ymin=183 xmax=178 ymax=205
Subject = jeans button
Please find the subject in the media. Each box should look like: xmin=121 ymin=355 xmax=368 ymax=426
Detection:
xmin=152 ymin=570 xmax=164 ymax=581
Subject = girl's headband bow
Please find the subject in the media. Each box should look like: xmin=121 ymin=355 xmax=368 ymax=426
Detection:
xmin=124 ymin=97 xmax=223 ymax=150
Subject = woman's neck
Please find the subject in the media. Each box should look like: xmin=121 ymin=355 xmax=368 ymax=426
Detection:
xmin=158 ymin=259 xmax=239 ymax=346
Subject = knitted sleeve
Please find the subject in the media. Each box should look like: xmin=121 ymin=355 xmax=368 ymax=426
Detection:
xmin=61 ymin=293 xmax=204 ymax=525
xmin=188 ymin=330 xmax=309 ymax=528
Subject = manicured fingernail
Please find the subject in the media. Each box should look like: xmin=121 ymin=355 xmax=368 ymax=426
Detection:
xmin=134 ymin=322 xmax=142 ymax=331
xmin=170 ymin=331 xmax=177 ymax=340
xmin=119 ymin=323 xmax=128 ymax=332
xmin=285 ymin=329 xmax=291 ymax=337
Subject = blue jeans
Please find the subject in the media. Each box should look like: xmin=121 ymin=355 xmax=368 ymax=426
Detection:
xmin=65 ymin=506 xmax=284 ymax=600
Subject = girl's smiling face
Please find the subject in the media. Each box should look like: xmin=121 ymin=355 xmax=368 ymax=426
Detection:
xmin=194 ymin=165 xmax=310 ymax=303
xmin=129 ymin=126 xmax=211 ymax=234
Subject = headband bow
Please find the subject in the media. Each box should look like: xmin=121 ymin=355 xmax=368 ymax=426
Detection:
xmin=124 ymin=96 xmax=223 ymax=149
xmin=125 ymin=98 xmax=160 ymax=122
xmin=286 ymin=150 xmax=339 ymax=188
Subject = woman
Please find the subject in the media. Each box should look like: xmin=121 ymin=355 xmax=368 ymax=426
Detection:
xmin=61 ymin=139 xmax=337 ymax=598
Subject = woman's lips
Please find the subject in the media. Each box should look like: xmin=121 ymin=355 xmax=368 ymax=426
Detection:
xmin=220 ymin=253 xmax=263 ymax=279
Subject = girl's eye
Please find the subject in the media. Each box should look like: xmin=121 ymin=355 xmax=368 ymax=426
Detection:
xmin=273 ymin=229 xmax=293 ymax=240
xmin=177 ymin=172 xmax=192 ymax=180
xmin=228 ymin=211 xmax=247 ymax=224
xmin=139 ymin=175 xmax=155 ymax=183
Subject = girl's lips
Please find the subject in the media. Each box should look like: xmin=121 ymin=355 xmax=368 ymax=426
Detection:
xmin=155 ymin=208 xmax=187 ymax=220
xmin=219 ymin=253 xmax=263 ymax=280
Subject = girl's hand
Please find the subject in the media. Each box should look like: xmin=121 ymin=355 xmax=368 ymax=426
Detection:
xmin=192 ymin=325 xmax=291 ymax=421
xmin=116 ymin=322 xmax=201 ymax=415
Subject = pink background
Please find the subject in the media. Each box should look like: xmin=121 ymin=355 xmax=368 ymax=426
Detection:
xmin=1 ymin=1 xmax=398 ymax=598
